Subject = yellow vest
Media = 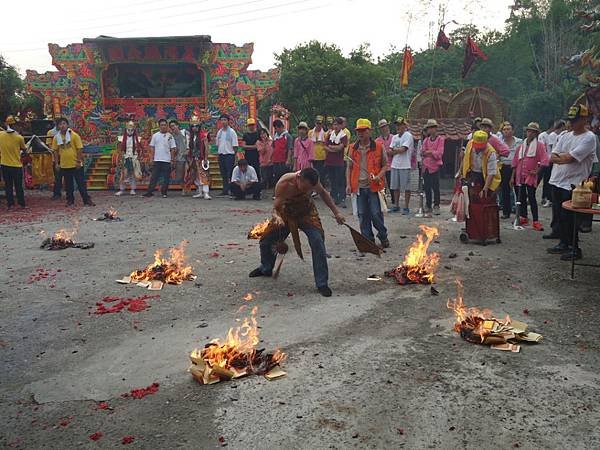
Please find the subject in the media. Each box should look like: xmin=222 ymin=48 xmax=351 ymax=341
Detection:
xmin=462 ymin=141 xmax=501 ymax=191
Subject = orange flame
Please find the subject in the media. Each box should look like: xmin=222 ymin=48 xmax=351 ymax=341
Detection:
xmin=402 ymin=225 xmax=440 ymax=281
xmin=130 ymin=241 xmax=194 ymax=284
xmin=53 ymin=228 xmax=76 ymax=242
xmin=199 ymin=306 xmax=286 ymax=373
xmin=248 ymin=219 xmax=272 ymax=240
xmin=387 ymin=225 xmax=440 ymax=284
xmin=243 ymin=293 xmax=253 ymax=302
xmin=447 ymin=279 xmax=510 ymax=343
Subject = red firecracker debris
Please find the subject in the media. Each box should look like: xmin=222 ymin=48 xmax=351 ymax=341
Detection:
xmin=218 ymin=436 xmax=226 ymax=444
xmin=96 ymin=402 xmax=110 ymax=410
xmin=397 ymin=428 xmax=405 ymax=435
xmin=121 ymin=382 xmax=160 ymax=399
xmin=94 ymin=295 xmax=159 ymax=315
xmin=89 ymin=431 xmax=103 ymax=441
xmin=523 ymin=309 xmax=529 ymax=315
xmin=122 ymin=435 xmax=135 ymax=445
xmin=210 ymin=252 xmax=220 ymax=258
xmin=58 ymin=417 xmax=73 ymax=427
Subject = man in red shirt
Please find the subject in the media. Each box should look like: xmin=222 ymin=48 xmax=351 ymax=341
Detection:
xmin=271 ymin=119 xmax=293 ymax=184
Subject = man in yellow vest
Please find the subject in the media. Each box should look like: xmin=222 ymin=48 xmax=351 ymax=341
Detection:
xmin=51 ymin=117 xmax=95 ymax=207
xmin=0 ymin=116 xmax=28 ymax=209
xmin=309 ymin=115 xmax=328 ymax=189
xmin=461 ymin=130 xmax=501 ymax=200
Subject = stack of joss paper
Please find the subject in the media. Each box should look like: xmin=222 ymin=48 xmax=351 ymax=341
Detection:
xmin=457 ymin=317 xmax=543 ymax=353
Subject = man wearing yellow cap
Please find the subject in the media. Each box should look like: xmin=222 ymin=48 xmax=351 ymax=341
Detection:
xmin=346 ymin=119 xmax=390 ymax=248
xmin=0 ymin=115 xmax=28 ymax=208
xmin=242 ymin=118 xmax=260 ymax=177
xmin=461 ymin=130 xmax=501 ymax=199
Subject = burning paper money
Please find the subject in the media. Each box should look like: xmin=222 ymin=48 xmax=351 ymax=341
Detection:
xmin=40 ymin=229 xmax=95 ymax=250
xmin=116 ymin=242 xmax=196 ymax=290
xmin=93 ymin=207 xmax=122 ymax=221
xmin=447 ymin=280 xmax=542 ymax=352
xmin=385 ymin=225 xmax=440 ymax=284
xmin=189 ymin=306 xmax=286 ymax=384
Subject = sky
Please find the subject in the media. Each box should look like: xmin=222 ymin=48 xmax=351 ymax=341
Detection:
xmin=2 ymin=0 xmax=514 ymax=75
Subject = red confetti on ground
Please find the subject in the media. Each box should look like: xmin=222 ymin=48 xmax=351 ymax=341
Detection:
xmin=27 ymin=267 xmax=58 ymax=284
xmin=523 ymin=309 xmax=529 ymax=315
xmin=94 ymin=295 xmax=159 ymax=315
xmin=210 ymin=252 xmax=220 ymax=257
xmin=89 ymin=431 xmax=103 ymax=441
xmin=0 ymin=192 xmax=97 ymax=225
xmin=121 ymin=382 xmax=160 ymax=399
xmin=96 ymin=402 xmax=110 ymax=410
xmin=218 ymin=436 xmax=226 ymax=444
xmin=58 ymin=416 xmax=73 ymax=427
xmin=287 ymin=292 xmax=294 ymax=297
xmin=122 ymin=436 xmax=135 ymax=445
xmin=397 ymin=428 xmax=405 ymax=435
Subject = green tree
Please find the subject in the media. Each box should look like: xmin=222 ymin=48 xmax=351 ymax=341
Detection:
xmin=0 ymin=54 xmax=23 ymax=121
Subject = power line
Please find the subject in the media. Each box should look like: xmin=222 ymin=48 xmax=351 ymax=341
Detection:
xmin=2 ymin=0 xmax=317 ymax=53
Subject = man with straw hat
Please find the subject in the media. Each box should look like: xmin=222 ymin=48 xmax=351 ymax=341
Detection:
xmin=346 ymin=118 xmax=390 ymax=248
xmin=547 ymin=104 xmax=597 ymax=261
xmin=511 ymin=122 xmax=549 ymax=231
xmin=480 ymin=118 xmax=509 ymax=159
xmin=421 ymin=119 xmax=445 ymax=215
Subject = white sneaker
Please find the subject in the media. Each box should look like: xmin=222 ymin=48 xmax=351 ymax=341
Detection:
xmin=204 ymin=192 xmax=212 ymax=200
xmin=130 ymin=190 xmax=136 ymax=196
xmin=115 ymin=191 xmax=124 ymax=196
xmin=193 ymin=192 xmax=203 ymax=198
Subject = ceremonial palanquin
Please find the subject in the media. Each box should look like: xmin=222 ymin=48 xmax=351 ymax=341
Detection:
xmin=25 ymin=35 xmax=279 ymax=144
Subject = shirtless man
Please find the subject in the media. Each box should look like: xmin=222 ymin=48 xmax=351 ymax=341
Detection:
xmin=249 ymin=167 xmax=345 ymax=297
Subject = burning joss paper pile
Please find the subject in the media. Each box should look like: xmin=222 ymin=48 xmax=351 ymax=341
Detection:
xmin=94 ymin=207 xmax=121 ymax=221
xmin=116 ymin=242 xmax=196 ymax=291
xmin=386 ymin=225 xmax=440 ymax=285
xmin=447 ymin=280 xmax=543 ymax=353
xmin=189 ymin=306 xmax=286 ymax=385
xmin=40 ymin=229 xmax=95 ymax=250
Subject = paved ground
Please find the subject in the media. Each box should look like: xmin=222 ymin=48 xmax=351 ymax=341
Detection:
xmin=1 ymin=189 xmax=599 ymax=449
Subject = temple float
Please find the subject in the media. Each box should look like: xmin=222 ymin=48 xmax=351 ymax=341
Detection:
xmin=25 ymin=35 xmax=280 ymax=190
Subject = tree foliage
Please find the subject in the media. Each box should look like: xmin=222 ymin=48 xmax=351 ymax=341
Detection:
xmin=0 ymin=55 xmax=24 ymax=121
xmin=259 ymin=0 xmax=593 ymax=132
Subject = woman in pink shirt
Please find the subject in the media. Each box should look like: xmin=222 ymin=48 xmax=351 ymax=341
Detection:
xmin=512 ymin=122 xmax=549 ymax=231
xmin=293 ymin=122 xmax=314 ymax=171
xmin=256 ymin=128 xmax=274 ymax=189
xmin=420 ymin=119 xmax=445 ymax=214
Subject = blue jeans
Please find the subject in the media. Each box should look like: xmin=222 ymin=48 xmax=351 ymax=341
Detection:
xmin=259 ymin=224 xmax=328 ymax=289
xmin=357 ymin=188 xmax=387 ymax=241
xmin=218 ymin=153 xmax=236 ymax=194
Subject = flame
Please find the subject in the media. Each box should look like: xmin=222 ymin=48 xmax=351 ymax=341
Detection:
xmin=387 ymin=225 xmax=440 ymax=284
xmin=248 ymin=219 xmax=272 ymax=240
xmin=129 ymin=241 xmax=194 ymax=285
xmin=198 ymin=306 xmax=286 ymax=373
xmin=243 ymin=293 xmax=253 ymax=302
xmin=106 ymin=207 xmax=118 ymax=218
xmin=53 ymin=228 xmax=76 ymax=242
xmin=447 ymin=279 xmax=510 ymax=343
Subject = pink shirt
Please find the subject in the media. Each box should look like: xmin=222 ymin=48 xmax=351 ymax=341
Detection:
xmin=512 ymin=140 xmax=549 ymax=186
xmin=489 ymin=135 xmax=510 ymax=158
xmin=376 ymin=134 xmax=393 ymax=169
xmin=421 ymin=135 xmax=445 ymax=174
xmin=293 ymin=137 xmax=314 ymax=170
xmin=256 ymin=138 xmax=273 ymax=167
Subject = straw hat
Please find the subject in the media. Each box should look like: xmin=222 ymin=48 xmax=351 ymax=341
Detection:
xmin=246 ymin=118 xmax=256 ymax=125
xmin=297 ymin=121 xmax=309 ymax=129
xmin=425 ymin=119 xmax=439 ymax=129
xmin=395 ymin=116 xmax=407 ymax=125
xmin=525 ymin=122 xmax=541 ymax=133
xmin=480 ymin=118 xmax=494 ymax=128
xmin=378 ymin=119 xmax=389 ymax=128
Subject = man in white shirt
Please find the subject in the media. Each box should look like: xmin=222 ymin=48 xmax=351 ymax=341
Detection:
xmin=547 ymin=105 xmax=597 ymax=261
xmin=389 ymin=117 xmax=414 ymax=214
xmin=143 ymin=118 xmax=176 ymax=198
xmin=216 ymin=114 xmax=239 ymax=196
xmin=539 ymin=120 xmax=566 ymax=207
xmin=230 ymin=159 xmax=261 ymax=200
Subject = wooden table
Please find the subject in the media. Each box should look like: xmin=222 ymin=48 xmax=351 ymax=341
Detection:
xmin=562 ymin=200 xmax=600 ymax=279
